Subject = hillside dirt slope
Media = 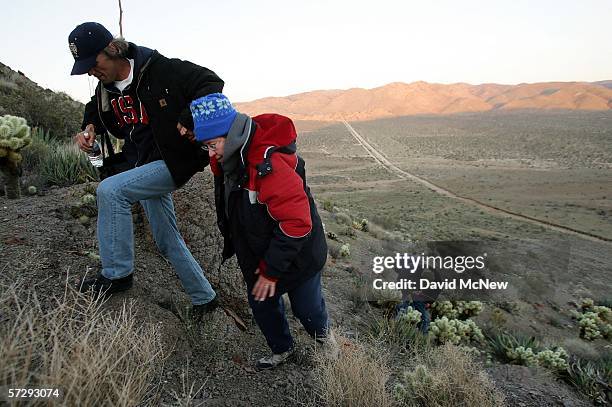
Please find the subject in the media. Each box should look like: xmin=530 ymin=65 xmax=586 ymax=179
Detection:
xmin=0 ymin=170 xmax=597 ymax=406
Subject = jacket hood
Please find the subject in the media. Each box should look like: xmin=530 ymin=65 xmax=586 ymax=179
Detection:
xmin=246 ymin=114 xmax=297 ymax=165
xmin=102 ymin=43 xmax=156 ymax=92
xmin=210 ymin=113 xmax=298 ymax=178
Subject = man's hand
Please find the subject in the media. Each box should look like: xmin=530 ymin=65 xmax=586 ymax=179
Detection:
xmin=252 ymin=268 xmax=277 ymax=301
xmin=177 ymin=122 xmax=195 ymax=142
xmin=75 ymin=124 xmax=96 ymax=153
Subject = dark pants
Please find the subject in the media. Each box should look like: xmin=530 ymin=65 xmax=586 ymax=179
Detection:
xmin=247 ymin=271 xmax=329 ymax=354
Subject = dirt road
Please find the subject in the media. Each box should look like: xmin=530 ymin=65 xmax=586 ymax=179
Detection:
xmin=342 ymin=120 xmax=612 ymax=245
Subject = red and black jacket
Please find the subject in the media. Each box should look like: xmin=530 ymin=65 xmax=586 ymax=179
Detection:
xmin=212 ymin=114 xmax=327 ymax=293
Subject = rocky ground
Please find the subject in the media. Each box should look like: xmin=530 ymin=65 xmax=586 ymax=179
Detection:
xmin=1 ymin=166 xmax=604 ymax=405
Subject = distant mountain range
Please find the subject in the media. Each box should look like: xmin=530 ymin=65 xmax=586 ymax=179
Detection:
xmin=236 ymin=81 xmax=612 ymax=121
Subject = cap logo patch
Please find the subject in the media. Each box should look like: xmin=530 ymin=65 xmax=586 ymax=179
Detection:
xmin=69 ymin=43 xmax=79 ymax=59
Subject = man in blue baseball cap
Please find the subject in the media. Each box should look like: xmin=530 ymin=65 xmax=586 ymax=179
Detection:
xmin=68 ymin=22 xmax=114 ymax=75
xmin=68 ymin=22 xmax=222 ymax=320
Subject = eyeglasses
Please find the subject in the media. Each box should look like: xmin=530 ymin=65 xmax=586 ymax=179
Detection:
xmin=201 ymin=142 xmax=219 ymax=151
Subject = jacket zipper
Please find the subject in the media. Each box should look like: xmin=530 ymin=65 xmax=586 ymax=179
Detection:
xmin=95 ymin=84 xmax=129 ymax=161
xmin=95 ymin=55 xmax=155 ymax=167
xmin=134 ymin=57 xmax=167 ymax=169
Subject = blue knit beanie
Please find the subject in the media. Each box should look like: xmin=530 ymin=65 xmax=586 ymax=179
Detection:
xmin=190 ymin=93 xmax=237 ymax=142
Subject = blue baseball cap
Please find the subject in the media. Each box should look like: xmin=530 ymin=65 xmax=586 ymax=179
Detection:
xmin=190 ymin=94 xmax=238 ymax=142
xmin=68 ymin=22 xmax=113 ymax=75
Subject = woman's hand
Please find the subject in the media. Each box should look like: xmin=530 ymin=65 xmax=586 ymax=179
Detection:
xmin=252 ymin=268 xmax=277 ymax=301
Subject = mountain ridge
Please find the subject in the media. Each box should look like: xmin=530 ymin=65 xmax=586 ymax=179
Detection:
xmin=236 ymin=80 xmax=612 ymax=121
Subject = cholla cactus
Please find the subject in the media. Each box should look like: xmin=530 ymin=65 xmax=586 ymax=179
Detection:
xmin=0 ymin=115 xmax=32 ymax=198
xmin=536 ymin=348 xmax=568 ymax=371
xmin=429 ymin=316 xmax=485 ymax=345
xmin=431 ymin=301 xmax=459 ymax=319
xmin=431 ymin=300 xmax=483 ymax=320
xmin=350 ymin=219 xmax=370 ymax=232
xmin=81 ymin=193 xmax=96 ymax=205
xmin=339 ymin=243 xmax=350 ymax=257
xmin=397 ymin=306 xmax=423 ymax=325
xmin=430 ymin=317 xmax=460 ymax=344
xmin=572 ymin=301 xmax=611 ymax=341
xmin=578 ymin=312 xmax=606 ymax=340
xmin=457 ymin=301 xmax=483 ymax=318
xmin=461 ymin=319 xmax=485 ymax=343
xmin=506 ymin=346 xmax=537 ymax=366
xmin=593 ymin=305 xmax=611 ymax=321
xmin=393 ymin=365 xmax=433 ymax=402
xmin=579 ymin=298 xmax=595 ymax=311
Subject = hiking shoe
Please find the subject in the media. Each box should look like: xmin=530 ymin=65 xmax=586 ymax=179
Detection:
xmin=78 ymin=273 xmax=133 ymax=296
xmin=255 ymin=347 xmax=295 ymax=370
xmin=191 ymin=296 xmax=220 ymax=322
xmin=316 ymin=331 xmax=340 ymax=361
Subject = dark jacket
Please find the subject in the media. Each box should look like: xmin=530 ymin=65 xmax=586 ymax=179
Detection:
xmin=82 ymin=43 xmax=224 ymax=187
xmin=212 ymin=114 xmax=327 ymax=293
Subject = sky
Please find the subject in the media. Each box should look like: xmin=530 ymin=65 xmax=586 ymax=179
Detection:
xmin=2 ymin=0 xmax=611 ymax=104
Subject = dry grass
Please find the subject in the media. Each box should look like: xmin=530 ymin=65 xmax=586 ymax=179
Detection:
xmin=0 ymin=281 xmax=163 ymax=406
xmin=170 ymin=359 xmax=208 ymax=407
xmin=394 ymin=343 xmax=506 ymax=407
xmin=313 ymin=333 xmax=393 ymax=407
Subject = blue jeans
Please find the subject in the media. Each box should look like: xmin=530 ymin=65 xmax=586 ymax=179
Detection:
xmin=248 ymin=271 xmax=329 ymax=354
xmin=96 ymin=160 xmax=215 ymax=305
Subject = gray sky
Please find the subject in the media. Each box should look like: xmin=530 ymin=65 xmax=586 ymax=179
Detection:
xmin=2 ymin=0 xmax=611 ymax=104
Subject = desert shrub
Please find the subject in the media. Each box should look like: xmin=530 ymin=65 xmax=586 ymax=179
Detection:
xmin=370 ymin=214 xmax=400 ymax=231
xmin=0 ymin=282 xmax=163 ymax=406
xmin=393 ymin=343 xmax=505 ymax=407
xmin=0 ymin=67 xmax=84 ymax=142
xmin=21 ymin=127 xmax=56 ymax=172
xmin=340 ymin=225 xmax=356 ymax=238
xmin=339 ymin=243 xmax=351 ymax=257
xmin=561 ymin=338 xmax=600 ymax=361
xmin=334 ymin=212 xmax=352 ymax=226
xmin=322 ymin=198 xmax=335 ymax=212
xmin=19 ymin=125 xmax=99 ymax=188
xmin=314 ymin=333 xmax=393 ymax=407
xmin=368 ymin=316 xmax=431 ymax=352
xmin=328 ymin=241 xmax=342 ymax=259
xmin=39 ymin=142 xmax=98 ymax=186
xmin=562 ymin=356 xmax=611 ymax=405
xmin=348 ymin=276 xmax=369 ymax=311
xmin=367 ymin=222 xmax=391 ymax=240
